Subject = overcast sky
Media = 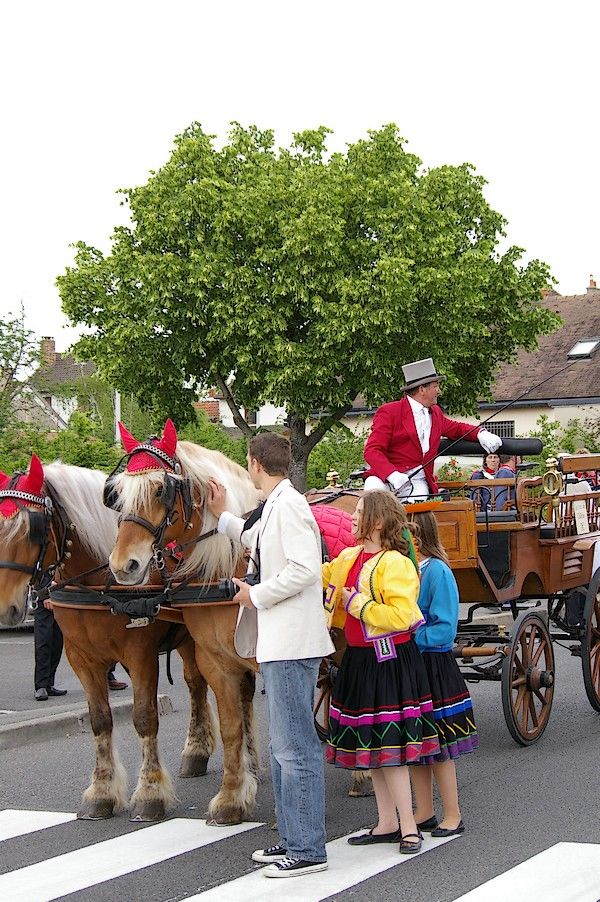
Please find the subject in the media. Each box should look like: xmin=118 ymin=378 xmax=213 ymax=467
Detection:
xmin=2 ymin=1 xmax=598 ymax=350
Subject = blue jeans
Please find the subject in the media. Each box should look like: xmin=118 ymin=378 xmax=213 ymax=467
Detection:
xmin=261 ymin=657 xmax=327 ymax=863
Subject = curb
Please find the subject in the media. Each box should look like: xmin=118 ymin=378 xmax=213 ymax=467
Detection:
xmin=0 ymin=694 xmax=174 ymax=751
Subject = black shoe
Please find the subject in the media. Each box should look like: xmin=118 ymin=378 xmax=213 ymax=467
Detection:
xmin=263 ymin=857 xmax=328 ymax=878
xmin=399 ymin=832 xmax=422 ymax=854
xmin=252 ymin=844 xmax=287 ymax=863
xmin=47 ymin=687 xmax=68 ymax=697
xmin=35 ymin=688 xmax=48 ymax=701
xmin=348 ymin=829 xmax=401 ymax=845
xmin=416 ymin=815 xmax=439 ymax=832
xmin=431 ymin=820 xmax=465 ymax=837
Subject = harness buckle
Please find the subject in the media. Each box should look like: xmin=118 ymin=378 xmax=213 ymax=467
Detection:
xmin=126 ymin=616 xmax=151 ymax=629
xmin=27 ymin=586 xmax=39 ymax=612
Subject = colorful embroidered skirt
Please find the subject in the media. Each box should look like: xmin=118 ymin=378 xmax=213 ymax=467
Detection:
xmin=415 ymin=650 xmax=479 ymax=763
xmin=326 ymin=640 xmax=440 ymax=769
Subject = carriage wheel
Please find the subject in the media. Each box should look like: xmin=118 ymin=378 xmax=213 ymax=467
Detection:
xmin=313 ymin=659 xmax=337 ymax=742
xmin=501 ymin=611 xmax=555 ymax=746
xmin=582 ymin=569 xmax=600 ymax=711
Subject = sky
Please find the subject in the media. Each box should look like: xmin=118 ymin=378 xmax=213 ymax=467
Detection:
xmin=1 ymin=0 xmax=599 ymax=351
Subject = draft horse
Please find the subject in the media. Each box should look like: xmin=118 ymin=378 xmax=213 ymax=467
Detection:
xmin=107 ymin=420 xmax=263 ymax=825
xmin=0 ymin=455 xmax=215 ymax=821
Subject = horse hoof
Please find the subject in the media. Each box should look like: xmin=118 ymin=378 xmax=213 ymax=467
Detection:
xmin=348 ymin=782 xmax=375 ymax=798
xmin=206 ymin=809 xmax=243 ymax=826
xmin=77 ymin=799 xmax=114 ymax=820
xmin=179 ymin=755 xmax=209 ymax=778
xmin=129 ymin=799 xmax=166 ymax=822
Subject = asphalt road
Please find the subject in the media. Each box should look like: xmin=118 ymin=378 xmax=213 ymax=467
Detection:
xmin=0 ymin=627 xmax=599 ymax=901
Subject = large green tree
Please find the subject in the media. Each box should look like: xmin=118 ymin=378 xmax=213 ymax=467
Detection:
xmin=58 ymin=123 xmax=559 ymax=489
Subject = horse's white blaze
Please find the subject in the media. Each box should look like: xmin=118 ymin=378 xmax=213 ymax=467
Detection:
xmin=113 ymin=440 xmax=260 ymax=582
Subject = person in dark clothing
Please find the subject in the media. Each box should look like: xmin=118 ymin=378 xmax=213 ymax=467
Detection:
xmin=34 ymin=602 xmax=67 ymax=701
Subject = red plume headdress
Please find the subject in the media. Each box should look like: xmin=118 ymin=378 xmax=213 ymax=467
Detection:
xmin=118 ymin=419 xmax=179 ymax=473
xmin=0 ymin=455 xmax=45 ymax=519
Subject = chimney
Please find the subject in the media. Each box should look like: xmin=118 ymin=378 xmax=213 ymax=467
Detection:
xmin=40 ymin=337 xmax=56 ymax=366
xmin=588 ymin=274 xmax=598 ymax=293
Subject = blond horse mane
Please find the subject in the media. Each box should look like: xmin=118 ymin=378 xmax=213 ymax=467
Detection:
xmin=0 ymin=462 xmax=118 ymax=560
xmin=113 ymin=441 xmax=260 ymax=580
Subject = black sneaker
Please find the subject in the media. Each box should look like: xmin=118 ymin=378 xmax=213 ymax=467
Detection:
xmin=263 ymin=856 xmax=328 ymax=878
xmin=251 ymin=844 xmax=287 ymax=863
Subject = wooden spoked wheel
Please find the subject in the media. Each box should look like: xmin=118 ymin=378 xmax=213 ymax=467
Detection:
xmin=582 ymin=569 xmax=600 ymax=711
xmin=501 ymin=611 xmax=555 ymax=746
xmin=314 ymin=658 xmax=338 ymax=743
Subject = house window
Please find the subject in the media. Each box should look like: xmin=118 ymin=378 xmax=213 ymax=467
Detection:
xmin=246 ymin=409 xmax=257 ymax=427
xmin=487 ymin=420 xmax=515 ymax=439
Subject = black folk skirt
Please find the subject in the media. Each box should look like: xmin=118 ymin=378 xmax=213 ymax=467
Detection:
xmin=415 ymin=650 xmax=479 ymax=763
xmin=326 ymin=639 xmax=441 ymax=769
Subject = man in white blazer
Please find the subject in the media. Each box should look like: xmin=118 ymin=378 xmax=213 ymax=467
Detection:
xmin=208 ymin=432 xmax=333 ymax=879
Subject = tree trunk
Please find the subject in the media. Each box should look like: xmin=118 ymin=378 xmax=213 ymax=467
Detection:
xmin=287 ymin=414 xmax=310 ymax=492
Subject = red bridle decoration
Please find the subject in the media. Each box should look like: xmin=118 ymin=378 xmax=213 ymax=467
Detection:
xmin=118 ymin=418 xmax=178 ymax=473
xmin=0 ymin=454 xmax=45 ymax=519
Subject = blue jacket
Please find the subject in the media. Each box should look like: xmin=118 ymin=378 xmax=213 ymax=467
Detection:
xmin=414 ymin=558 xmax=459 ymax=653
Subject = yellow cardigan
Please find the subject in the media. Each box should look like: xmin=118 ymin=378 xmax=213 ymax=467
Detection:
xmin=322 ymin=545 xmax=422 ymax=639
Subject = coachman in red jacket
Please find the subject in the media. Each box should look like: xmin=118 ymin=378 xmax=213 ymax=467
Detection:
xmin=364 ymin=358 xmax=502 ymax=499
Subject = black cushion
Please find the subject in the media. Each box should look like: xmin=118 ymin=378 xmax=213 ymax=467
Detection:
xmin=476 ymin=511 xmax=519 ymax=524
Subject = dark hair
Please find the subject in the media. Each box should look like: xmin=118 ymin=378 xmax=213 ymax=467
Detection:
xmin=248 ymin=432 xmax=290 ymax=476
xmin=499 ymin=454 xmax=514 ymax=465
xmin=356 ymin=491 xmax=410 ymax=555
xmin=483 ymin=453 xmax=499 ymax=468
xmin=411 ymin=511 xmax=449 ymax=565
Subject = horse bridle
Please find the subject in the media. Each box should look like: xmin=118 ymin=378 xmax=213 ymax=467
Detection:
xmin=0 ymin=476 xmax=72 ymax=599
xmin=104 ymin=443 xmax=218 ymax=581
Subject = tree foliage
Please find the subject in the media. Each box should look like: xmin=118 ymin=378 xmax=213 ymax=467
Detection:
xmin=0 ymin=306 xmax=40 ymax=430
xmin=58 ymin=122 xmax=560 ymax=489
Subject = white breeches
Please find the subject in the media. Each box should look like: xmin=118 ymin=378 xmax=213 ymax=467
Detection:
xmin=364 ymin=474 xmax=431 ymax=500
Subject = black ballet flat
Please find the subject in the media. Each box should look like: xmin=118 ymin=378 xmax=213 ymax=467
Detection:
xmin=431 ymin=820 xmax=465 ymax=837
xmin=348 ymin=829 xmax=401 ymax=845
xmin=416 ymin=815 xmax=439 ymax=832
xmin=399 ymin=832 xmax=422 ymax=854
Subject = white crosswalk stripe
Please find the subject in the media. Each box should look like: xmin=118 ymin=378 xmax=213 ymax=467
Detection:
xmin=453 ymin=842 xmax=600 ymax=902
xmin=0 ymin=809 xmax=597 ymax=902
xmin=0 ymin=809 xmax=75 ymax=843
xmin=0 ymin=815 xmax=262 ymax=902
xmin=187 ymin=831 xmax=456 ymax=901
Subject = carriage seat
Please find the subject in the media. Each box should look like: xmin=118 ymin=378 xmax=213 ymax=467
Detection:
xmin=475 ymin=510 xmax=518 ymax=524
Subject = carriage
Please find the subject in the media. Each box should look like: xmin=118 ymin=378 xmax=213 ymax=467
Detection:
xmin=312 ymin=440 xmax=600 ymax=747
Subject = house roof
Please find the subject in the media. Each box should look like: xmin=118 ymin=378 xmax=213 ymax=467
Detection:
xmin=489 ymin=289 xmax=600 ymax=404
xmin=32 ymin=353 xmax=96 ymax=388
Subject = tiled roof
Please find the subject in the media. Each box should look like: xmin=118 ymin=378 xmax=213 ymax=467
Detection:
xmin=32 ymin=353 xmax=96 ymax=388
xmin=489 ymin=290 xmax=600 ymax=403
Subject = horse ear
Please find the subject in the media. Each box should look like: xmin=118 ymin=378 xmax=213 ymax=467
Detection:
xmin=24 ymin=454 xmax=44 ymax=494
xmin=118 ymin=421 xmax=139 ymax=453
xmin=160 ymin=418 xmax=178 ymax=457
xmin=0 ymin=470 xmax=9 ymax=489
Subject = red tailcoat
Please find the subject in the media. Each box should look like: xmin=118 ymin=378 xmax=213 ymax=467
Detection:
xmin=364 ymin=397 xmax=478 ymax=493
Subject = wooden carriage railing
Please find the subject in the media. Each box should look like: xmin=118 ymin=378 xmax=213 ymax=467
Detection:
xmin=438 ymin=478 xmax=516 ymax=513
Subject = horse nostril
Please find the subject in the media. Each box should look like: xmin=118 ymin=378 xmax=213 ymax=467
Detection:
xmin=125 ymin=559 xmax=140 ymax=575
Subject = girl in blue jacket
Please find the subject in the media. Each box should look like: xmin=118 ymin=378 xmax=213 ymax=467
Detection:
xmin=409 ymin=511 xmax=478 ymax=838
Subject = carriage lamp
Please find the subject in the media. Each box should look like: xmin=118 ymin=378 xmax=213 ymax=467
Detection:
xmin=566 ymin=339 xmax=600 ymax=360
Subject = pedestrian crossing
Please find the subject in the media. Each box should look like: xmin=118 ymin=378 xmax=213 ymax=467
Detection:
xmin=0 ymin=809 xmax=597 ymax=902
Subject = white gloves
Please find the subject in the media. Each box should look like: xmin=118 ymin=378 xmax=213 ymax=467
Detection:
xmin=478 ymin=429 xmax=503 ymax=454
xmin=387 ymin=471 xmax=410 ymax=491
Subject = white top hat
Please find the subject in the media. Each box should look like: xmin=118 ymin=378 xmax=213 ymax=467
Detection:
xmin=400 ymin=357 xmax=445 ymax=392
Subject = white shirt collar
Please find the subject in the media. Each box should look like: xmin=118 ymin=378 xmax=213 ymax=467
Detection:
xmin=407 ymin=394 xmax=429 ymax=418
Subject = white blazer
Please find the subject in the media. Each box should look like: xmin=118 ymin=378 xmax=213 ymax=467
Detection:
xmin=219 ymin=479 xmax=334 ymax=664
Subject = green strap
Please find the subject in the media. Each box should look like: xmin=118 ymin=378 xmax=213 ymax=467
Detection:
xmin=403 ymin=527 xmax=419 ymax=572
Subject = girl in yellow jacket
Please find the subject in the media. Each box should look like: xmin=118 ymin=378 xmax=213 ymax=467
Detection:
xmin=323 ymin=491 xmax=440 ymax=854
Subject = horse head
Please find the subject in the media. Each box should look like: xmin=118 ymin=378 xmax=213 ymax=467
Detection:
xmin=0 ymin=454 xmax=50 ymax=625
xmin=108 ymin=419 xmax=259 ymax=586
